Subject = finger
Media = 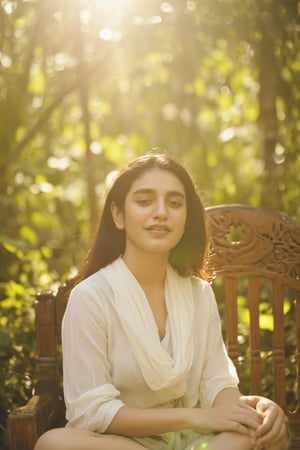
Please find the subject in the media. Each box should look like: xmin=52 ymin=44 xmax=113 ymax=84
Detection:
xmin=240 ymin=395 xmax=260 ymax=408
xmin=213 ymin=401 xmax=262 ymax=435
xmin=256 ymin=422 xmax=286 ymax=448
xmin=230 ymin=409 xmax=262 ymax=432
xmin=255 ymin=415 xmax=289 ymax=448
xmin=256 ymin=399 xmax=287 ymax=432
xmin=237 ymin=402 xmax=263 ymax=426
xmin=257 ymin=413 xmax=281 ymax=440
xmin=236 ymin=400 xmax=262 ymax=420
xmin=256 ymin=406 xmax=285 ymax=436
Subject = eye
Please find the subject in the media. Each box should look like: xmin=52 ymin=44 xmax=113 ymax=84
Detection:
xmin=136 ymin=197 xmax=152 ymax=206
xmin=168 ymin=199 xmax=183 ymax=208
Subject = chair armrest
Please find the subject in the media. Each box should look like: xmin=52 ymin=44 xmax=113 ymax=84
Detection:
xmin=8 ymin=394 xmax=65 ymax=450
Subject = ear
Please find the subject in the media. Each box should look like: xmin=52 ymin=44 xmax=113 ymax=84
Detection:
xmin=111 ymin=201 xmax=125 ymax=230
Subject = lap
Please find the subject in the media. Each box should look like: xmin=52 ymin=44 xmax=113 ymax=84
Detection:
xmin=34 ymin=428 xmax=148 ymax=450
xmin=134 ymin=430 xmax=212 ymax=450
xmin=34 ymin=427 xmax=253 ymax=450
xmin=34 ymin=427 xmax=214 ymax=450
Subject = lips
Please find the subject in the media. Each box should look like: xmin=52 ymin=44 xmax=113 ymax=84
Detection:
xmin=145 ymin=224 xmax=171 ymax=232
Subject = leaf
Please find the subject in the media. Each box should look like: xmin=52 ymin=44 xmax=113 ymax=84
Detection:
xmin=19 ymin=226 xmax=37 ymax=244
xmin=259 ymin=314 xmax=274 ymax=331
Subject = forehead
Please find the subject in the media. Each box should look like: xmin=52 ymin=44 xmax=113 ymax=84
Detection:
xmin=129 ymin=168 xmax=185 ymax=194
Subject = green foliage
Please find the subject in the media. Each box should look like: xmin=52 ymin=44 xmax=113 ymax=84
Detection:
xmin=0 ymin=0 xmax=299 ymax=447
xmin=0 ymin=243 xmax=36 ymax=448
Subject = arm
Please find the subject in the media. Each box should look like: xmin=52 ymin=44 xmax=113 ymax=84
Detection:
xmin=106 ymin=387 xmax=261 ymax=437
xmin=62 ymin=282 xmax=125 ymax=432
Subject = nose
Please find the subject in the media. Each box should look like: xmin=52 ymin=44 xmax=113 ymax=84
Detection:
xmin=153 ymin=198 xmax=167 ymax=220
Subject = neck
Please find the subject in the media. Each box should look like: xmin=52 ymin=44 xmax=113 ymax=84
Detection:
xmin=122 ymin=252 xmax=168 ymax=287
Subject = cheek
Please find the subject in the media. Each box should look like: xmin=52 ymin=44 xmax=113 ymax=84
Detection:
xmin=123 ymin=205 xmax=146 ymax=229
xmin=180 ymin=208 xmax=187 ymax=230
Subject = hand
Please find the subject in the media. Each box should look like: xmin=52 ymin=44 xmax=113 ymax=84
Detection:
xmin=191 ymin=399 xmax=262 ymax=436
xmin=240 ymin=396 xmax=290 ymax=449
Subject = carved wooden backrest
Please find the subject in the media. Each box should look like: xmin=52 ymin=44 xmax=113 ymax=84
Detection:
xmin=207 ymin=204 xmax=300 ymax=442
xmin=34 ymin=204 xmax=300 ymax=444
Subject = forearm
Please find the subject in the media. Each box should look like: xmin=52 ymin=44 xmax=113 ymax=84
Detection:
xmin=212 ymin=387 xmax=242 ymax=406
xmin=105 ymin=387 xmax=257 ymax=439
xmin=106 ymin=405 xmax=192 ymax=437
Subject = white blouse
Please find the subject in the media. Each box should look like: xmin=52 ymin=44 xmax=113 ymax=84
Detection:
xmin=62 ymin=264 xmax=238 ymax=434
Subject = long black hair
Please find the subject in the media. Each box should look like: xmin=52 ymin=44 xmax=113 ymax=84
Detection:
xmin=77 ymin=153 xmax=209 ymax=281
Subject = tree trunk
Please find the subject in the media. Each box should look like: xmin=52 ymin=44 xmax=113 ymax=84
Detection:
xmin=256 ymin=0 xmax=281 ymax=210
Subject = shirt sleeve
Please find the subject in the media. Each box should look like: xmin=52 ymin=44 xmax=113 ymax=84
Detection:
xmin=62 ymin=278 xmax=125 ymax=433
xmin=198 ymin=282 xmax=239 ymax=408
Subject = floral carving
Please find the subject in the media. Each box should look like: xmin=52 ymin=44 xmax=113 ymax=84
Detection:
xmin=207 ymin=205 xmax=300 ymax=288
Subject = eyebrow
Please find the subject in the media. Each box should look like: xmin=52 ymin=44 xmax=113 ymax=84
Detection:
xmin=131 ymin=188 xmax=185 ymax=199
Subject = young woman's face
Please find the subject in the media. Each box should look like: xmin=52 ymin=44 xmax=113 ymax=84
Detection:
xmin=112 ymin=168 xmax=187 ymax=259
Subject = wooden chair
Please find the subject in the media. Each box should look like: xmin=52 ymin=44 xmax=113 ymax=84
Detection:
xmin=8 ymin=204 xmax=300 ymax=449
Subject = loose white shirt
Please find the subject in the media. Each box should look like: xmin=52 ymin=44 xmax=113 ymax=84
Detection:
xmin=62 ymin=266 xmax=238 ymax=433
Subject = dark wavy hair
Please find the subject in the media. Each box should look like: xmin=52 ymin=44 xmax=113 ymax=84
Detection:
xmin=77 ymin=153 xmax=209 ymax=281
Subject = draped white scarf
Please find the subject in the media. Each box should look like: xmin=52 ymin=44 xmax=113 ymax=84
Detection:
xmin=101 ymin=257 xmax=195 ymax=398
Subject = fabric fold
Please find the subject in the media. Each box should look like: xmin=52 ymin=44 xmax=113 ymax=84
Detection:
xmin=66 ymin=384 xmax=124 ymax=432
xmin=101 ymin=257 xmax=194 ymax=397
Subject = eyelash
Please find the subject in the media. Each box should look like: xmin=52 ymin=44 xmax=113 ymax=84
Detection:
xmin=168 ymin=200 xmax=182 ymax=208
xmin=136 ymin=198 xmax=183 ymax=208
xmin=136 ymin=198 xmax=151 ymax=206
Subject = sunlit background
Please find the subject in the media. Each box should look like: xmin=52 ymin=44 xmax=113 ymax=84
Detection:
xmin=0 ymin=2 xmax=299 ymax=446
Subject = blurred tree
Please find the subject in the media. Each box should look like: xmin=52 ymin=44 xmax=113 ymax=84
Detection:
xmin=0 ymin=0 xmax=299 ymax=447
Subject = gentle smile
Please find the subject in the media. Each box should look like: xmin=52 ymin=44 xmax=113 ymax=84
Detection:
xmin=145 ymin=225 xmax=171 ymax=231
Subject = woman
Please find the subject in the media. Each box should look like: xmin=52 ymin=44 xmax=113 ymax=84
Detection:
xmin=35 ymin=153 xmax=289 ymax=450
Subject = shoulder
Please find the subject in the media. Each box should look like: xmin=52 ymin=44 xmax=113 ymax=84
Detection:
xmin=72 ymin=269 xmax=112 ymax=295
xmin=67 ymin=270 xmax=113 ymax=314
xmin=191 ymin=276 xmax=214 ymax=296
xmin=190 ymin=276 xmax=218 ymax=312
